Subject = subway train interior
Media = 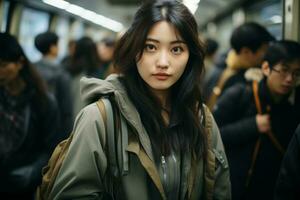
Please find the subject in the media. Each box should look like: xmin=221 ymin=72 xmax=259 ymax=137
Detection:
xmin=0 ymin=0 xmax=300 ymax=199
xmin=1 ymin=0 xmax=299 ymax=62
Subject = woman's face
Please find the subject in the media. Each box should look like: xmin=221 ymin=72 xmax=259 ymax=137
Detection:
xmin=0 ymin=60 xmax=22 ymax=86
xmin=136 ymin=21 xmax=189 ymax=96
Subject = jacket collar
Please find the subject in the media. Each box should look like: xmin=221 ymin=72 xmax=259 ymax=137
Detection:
xmin=80 ymin=74 xmax=154 ymax=161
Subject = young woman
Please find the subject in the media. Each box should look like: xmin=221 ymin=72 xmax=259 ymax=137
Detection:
xmin=49 ymin=1 xmax=231 ymax=199
xmin=0 ymin=33 xmax=59 ymax=199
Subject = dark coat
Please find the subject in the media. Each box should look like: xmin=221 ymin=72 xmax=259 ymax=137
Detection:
xmin=35 ymin=58 xmax=73 ymax=140
xmin=274 ymin=124 xmax=300 ymax=200
xmin=0 ymin=88 xmax=59 ymax=196
xmin=213 ymin=79 xmax=300 ymax=200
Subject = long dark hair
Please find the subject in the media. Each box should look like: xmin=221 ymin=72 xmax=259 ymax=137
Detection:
xmin=0 ymin=32 xmax=48 ymax=106
xmin=69 ymin=37 xmax=101 ymax=76
xmin=114 ymin=0 xmax=206 ymax=159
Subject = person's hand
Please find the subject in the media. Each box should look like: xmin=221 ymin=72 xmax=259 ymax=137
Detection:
xmin=256 ymin=114 xmax=271 ymax=134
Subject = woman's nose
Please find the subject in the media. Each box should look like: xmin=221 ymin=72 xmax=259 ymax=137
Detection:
xmin=156 ymin=50 xmax=169 ymax=68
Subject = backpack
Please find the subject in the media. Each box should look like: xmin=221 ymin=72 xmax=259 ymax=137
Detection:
xmin=36 ymin=98 xmax=216 ymax=200
xmin=36 ymin=97 xmax=119 ymax=200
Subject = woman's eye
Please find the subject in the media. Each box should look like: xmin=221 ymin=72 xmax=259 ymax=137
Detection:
xmin=171 ymin=46 xmax=183 ymax=54
xmin=144 ymin=44 xmax=156 ymax=52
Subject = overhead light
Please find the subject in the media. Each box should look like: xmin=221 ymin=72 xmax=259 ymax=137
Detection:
xmin=183 ymin=0 xmax=201 ymax=14
xmin=269 ymin=15 xmax=282 ymax=24
xmin=43 ymin=0 xmax=70 ymax=9
xmin=65 ymin=4 xmax=84 ymax=16
xmin=42 ymin=0 xmax=124 ymax=32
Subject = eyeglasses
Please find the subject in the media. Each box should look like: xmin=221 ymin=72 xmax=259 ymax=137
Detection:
xmin=272 ymin=67 xmax=300 ymax=79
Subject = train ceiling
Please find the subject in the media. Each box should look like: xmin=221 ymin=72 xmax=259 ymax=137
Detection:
xmin=16 ymin=0 xmax=247 ymax=31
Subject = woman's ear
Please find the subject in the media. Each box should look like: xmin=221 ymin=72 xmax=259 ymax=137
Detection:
xmin=261 ymin=61 xmax=270 ymax=76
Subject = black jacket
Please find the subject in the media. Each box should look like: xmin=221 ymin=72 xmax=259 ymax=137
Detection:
xmin=0 ymin=88 xmax=59 ymax=194
xmin=35 ymin=58 xmax=73 ymax=140
xmin=274 ymin=124 xmax=300 ymax=200
xmin=213 ymin=79 xmax=300 ymax=200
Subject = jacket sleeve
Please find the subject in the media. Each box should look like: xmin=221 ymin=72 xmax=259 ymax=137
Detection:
xmin=206 ymin=107 xmax=232 ymax=200
xmin=274 ymin=125 xmax=300 ymax=200
xmin=49 ymin=103 xmax=108 ymax=200
xmin=213 ymin=84 xmax=259 ymax=146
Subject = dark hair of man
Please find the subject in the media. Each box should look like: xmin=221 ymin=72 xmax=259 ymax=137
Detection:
xmin=114 ymin=0 xmax=207 ymax=159
xmin=69 ymin=36 xmax=101 ymax=76
xmin=264 ymin=40 xmax=300 ymax=70
xmin=34 ymin=31 xmax=58 ymax=55
xmin=0 ymin=32 xmax=48 ymax=107
xmin=230 ymin=22 xmax=275 ymax=53
xmin=205 ymin=38 xmax=219 ymax=56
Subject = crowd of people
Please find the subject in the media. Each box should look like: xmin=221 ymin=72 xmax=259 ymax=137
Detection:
xmin=0 ymin=0 xmax=299 ymax=199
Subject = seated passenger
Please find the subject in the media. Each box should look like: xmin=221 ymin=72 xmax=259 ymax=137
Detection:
xmin=213 ymin=40 xmax=300 ymax=200
xmin=0 ymin=33 xmax=59 ymax=199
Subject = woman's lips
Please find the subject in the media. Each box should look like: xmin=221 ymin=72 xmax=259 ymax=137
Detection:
xmin=153 ymin=73 xmax=170 ymax=80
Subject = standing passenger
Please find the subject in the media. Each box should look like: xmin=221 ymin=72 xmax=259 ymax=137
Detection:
xmin=48 ymin=1 xmax=231 ymax=199
xmin=67 ymin=36 xmax=102 ymax=118
xmin=34 ymin=31 xmax=73 ymax=140
xmin=206 ymin=22 xmax=274 ymax=109
xmin=0 ymin=33 xmax=59 ymax=199
xmin=213 ymin=40 xmax=300 ymax=200
xmin=97 ymin=36 xmax=116 ymax=79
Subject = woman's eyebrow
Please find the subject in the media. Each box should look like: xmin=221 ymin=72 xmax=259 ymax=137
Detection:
xmin=146 ymin=38 xmax=186 ymax=44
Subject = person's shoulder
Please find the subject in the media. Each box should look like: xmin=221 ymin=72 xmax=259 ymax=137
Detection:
xmin=78 ymin=102 xmax=101 ymax=120
xmin=221 ymin=82 xmax=249 ymax=99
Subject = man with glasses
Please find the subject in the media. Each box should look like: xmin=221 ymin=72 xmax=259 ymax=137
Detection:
xmin=212 ymin=40 xmax=300 ymax=200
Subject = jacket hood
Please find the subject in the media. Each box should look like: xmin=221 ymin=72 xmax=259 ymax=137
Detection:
xmin=80 ymin=74 xmax=154 ymax=160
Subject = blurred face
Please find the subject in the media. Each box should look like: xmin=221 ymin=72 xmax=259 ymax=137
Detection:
xmin=0 ymin=60 xmax=22 ymax=86
xmin=250 ymin=44 xmax=269 ymax=67
xmin=50 ymin=44 xmax=59 ymax=57
xmin=262 ymin=60 xmax=300 ymax=96
xmin=136 ymin=21 xmax=189 ymax=97
xmin=97 ymin=43 xmax=114 ymax=62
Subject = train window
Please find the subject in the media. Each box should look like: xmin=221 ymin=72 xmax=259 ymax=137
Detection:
xmin=55 ymin=16 xmax=70 ymax=60
xmin=70 ymin=20 xmax=84 ymax=40
xmin=19 ymin=7 xmax=50 ymax=62
xmin=0 ymin=1 xmax=10 ymax=32
xmin=246 ymin=0 xmax=282 ymax=39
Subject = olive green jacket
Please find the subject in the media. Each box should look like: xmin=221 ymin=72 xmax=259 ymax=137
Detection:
xmin=49 ymin=74 xmax=231 ymax=200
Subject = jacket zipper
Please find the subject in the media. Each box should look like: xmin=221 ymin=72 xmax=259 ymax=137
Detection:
xmin=161 ymin=155 xmax=167 ymax=185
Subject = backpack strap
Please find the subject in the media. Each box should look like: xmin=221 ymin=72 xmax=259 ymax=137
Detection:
xmin=245 ymin=81 xmax=285 ymax=188
xmin=96 ymin=98 xmax=129 ymax=178
xmin=203 ymin=105 xmax=215 ymax=200
xmin=207 ymin=68 xmax=236 ymax=110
